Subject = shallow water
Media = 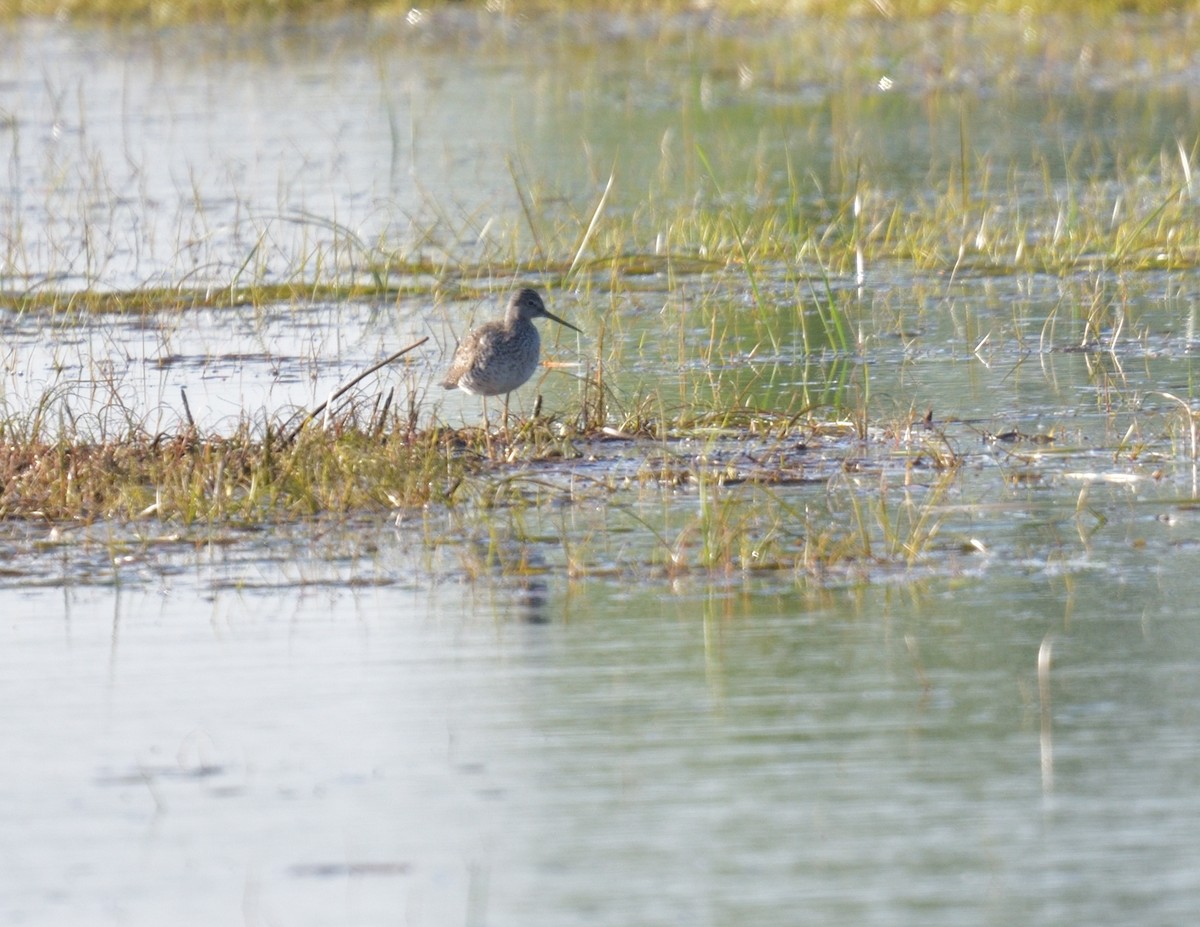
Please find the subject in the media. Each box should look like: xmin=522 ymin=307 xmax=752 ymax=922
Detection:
xmin=8 ymin=555 xmax=1200 ymax=926
xmin=4 ymin=11 xmax=1200 ymax=927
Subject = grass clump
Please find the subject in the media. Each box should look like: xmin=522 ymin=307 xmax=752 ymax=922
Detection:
xmin=569 ymin=155 xmax=1200 ymax=283
xmin=0 ymin=413 xmax=464 ymax=523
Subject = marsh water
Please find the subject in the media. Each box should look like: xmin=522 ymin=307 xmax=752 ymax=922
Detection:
xmin=5 ymin=11 xmax=1200 ymax=926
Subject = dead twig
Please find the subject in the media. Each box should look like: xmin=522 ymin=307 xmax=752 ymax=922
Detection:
xmin=283 ymin=337 xmax=429 ymax=445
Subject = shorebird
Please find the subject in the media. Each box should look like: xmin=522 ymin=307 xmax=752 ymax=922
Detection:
xmin=441 ymin=288 xmax=581 ymax=442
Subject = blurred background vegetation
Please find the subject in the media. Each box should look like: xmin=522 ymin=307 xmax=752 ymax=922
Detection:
xmin=3 ymin=0 xmax=1198 ymax=25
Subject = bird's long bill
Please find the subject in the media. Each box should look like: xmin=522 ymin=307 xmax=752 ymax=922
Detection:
xmin=543 ymin=309 xmax=582 ymax=334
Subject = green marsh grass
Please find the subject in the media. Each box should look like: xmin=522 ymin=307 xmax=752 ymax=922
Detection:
xmin=1 ymin=140 xmax=1187 ymax=577
xmin=6 ymin=7 xmax=1200 ymax=582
